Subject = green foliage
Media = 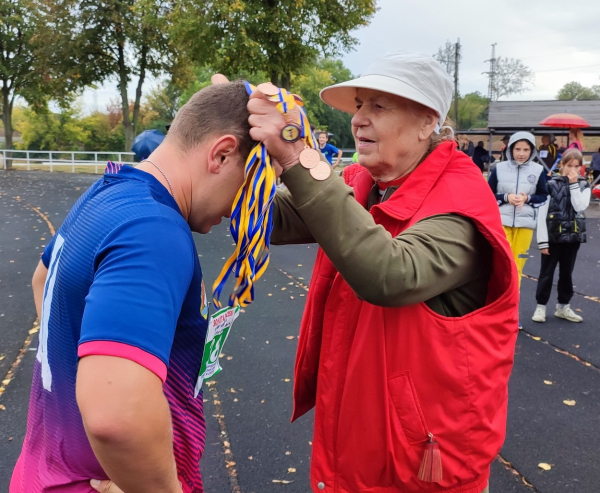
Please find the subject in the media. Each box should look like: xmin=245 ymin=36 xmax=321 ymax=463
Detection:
xmin=291 ymin=59 xmax=355 ymax=148
xmin=556 ymin=81 xmax=600 ymax=101
xmin=173 ymin=0 xmax=377 ymax=89
xmin=453 ymin=92 xmax=489 ymax=130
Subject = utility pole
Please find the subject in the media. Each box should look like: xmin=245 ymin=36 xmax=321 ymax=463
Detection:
xmin=485 ymin=43 xmax=497 ymax=101
xmin=453 ymin=38 xmax=460 ymax=125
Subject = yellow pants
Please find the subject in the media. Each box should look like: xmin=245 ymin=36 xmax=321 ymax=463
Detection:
xmin=503 ymin=226 xmax=534 ymax=290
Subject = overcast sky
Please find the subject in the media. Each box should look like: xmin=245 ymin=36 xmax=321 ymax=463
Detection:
xmin=82 ymin=0 xmax=600 ymax=112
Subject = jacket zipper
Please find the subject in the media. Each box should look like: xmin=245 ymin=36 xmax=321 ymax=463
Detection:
xmin=512 ymin=165 xmax=520 ymax=228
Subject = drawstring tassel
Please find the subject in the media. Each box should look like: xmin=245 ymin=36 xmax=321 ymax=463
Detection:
xmin=418 ymin=433 xmax=443 ymax=483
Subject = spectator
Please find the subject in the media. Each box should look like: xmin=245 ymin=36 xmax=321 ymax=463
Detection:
xmin=499 ymin=134 xmax=510 ymax=161
xmin=538 ymin=134 xmax=557 ymax=168
xmin=318 ymin=132 xmax=343 ymax=168
xmin=461 ymin=138 xmax=474 ymax=157
xmin=472 ymin=141 xmax=490 ymax=172
xmin=567 ymin=128 xmax=586 ymax=176
xmin=532 ymin=149 xmax=590 ymax=323
xmin=488 ymin=132 xmax=548 ymax=307
xmin=590 ymin=147 xmax=600 ymax=184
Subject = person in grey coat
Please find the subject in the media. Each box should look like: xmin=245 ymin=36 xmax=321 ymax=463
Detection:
xmin=488 ymin=132 xmax=549 ymax=295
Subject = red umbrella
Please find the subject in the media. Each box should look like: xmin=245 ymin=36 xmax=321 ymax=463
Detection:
xmin=539 ymin=113 xmax=590 ymax=128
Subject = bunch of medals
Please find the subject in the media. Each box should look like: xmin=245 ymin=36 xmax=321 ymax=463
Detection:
xmin=213 ymin=81 xmax=324 ymax=309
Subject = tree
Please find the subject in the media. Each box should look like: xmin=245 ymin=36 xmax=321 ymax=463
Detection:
xmin=434 ymin=40 xmax=461 ymax=80
xmin=291 ymin=59 xmax=355 ymax=148
xmin=173 ymin=0 xmax=377 ymax=90
xmin=455 ymin=92 xmax=489 ymax=130
xmin=491 ymin=57 xmax=534 ymax=101
xmin=40 ymin=0 xmax=181 ymax=151
xmin=556 ymin=81 xmax=600 ymax=100
xmin=0 ymin=0 xmax=47 ymax=160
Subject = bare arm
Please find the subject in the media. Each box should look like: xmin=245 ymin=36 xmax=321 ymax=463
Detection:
xmin=333 ymin=149 xmax=343 ymax=169
xmin=32 ymin=260 xmax=48 ymax=320
xmin=77 ymin=356 xmax=182 ymax=493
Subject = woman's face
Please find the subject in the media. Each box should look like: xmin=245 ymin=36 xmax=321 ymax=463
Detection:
xmin=351 ymin=88 xmax=437 ymax=182
xmin=512 ymin=141 xmax=532 ymax=164
xmin=560 ymin=158 xmax=582 ymax=176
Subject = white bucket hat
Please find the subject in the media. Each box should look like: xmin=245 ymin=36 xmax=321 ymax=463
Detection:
xmin=320 ymin=51 xmax=454 ymax=129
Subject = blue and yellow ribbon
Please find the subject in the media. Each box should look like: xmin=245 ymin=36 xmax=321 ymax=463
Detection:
xmin=212 ymin=82 xmax=316 ymax=308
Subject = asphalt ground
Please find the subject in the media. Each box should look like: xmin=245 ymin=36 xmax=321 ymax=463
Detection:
xmin=1 ymin=170 xmax=599 ymax=492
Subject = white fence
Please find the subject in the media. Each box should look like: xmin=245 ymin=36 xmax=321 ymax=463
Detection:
xmin=0 ymin=149 xmax=137 ymax=173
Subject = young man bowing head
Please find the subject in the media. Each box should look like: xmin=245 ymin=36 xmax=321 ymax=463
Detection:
xmin=12 ymin=82 xmax=253 ymax=493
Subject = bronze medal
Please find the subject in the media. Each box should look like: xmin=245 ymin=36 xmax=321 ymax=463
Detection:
xmin=257 ymin=82 xmax=280 ymax=97
xmin=281 ymin=123 xmax=301 ymax=143
xmin=310 ymin=161 xmax=332 ymax=181
xmin=299 ymin=148 xmax=320 ymax=169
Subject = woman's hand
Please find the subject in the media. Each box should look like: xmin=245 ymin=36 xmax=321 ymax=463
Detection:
xmin=247 ymin=91 xmax=305 ymax=171
xmin=541 ymin=248 xmax=549 ymax=255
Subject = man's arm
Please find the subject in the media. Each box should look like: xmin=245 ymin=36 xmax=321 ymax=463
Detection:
xmin=77 ymin=356 xmax=181 ymax=493
xmin=32 ymin=260 xmax=48 ymax=320
xmin=333 ymin=149 xmax=343 ymax=169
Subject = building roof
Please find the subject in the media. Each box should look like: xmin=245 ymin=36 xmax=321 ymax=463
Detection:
xmin=488 ymin=100 xmax=600 ymax=131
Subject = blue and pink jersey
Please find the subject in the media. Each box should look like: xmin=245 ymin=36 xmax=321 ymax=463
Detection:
xmin=10 ymin=164 xmax=209 ymax=492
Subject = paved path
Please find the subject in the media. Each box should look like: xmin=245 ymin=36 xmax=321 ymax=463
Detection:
xmin=1 ymin=170 xmax=599 ymax=492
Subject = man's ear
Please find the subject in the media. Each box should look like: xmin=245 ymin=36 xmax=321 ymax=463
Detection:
xmin=207 ymin=135 xmax=240 ymax=175
xmin=418 ymin=111 xmax=438 ymax=142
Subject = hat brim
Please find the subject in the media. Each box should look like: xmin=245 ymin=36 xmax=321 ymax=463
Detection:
xmin=319 ymin=75 xmax=440 ymax=118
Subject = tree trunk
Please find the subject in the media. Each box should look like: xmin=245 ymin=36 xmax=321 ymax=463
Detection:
xmin=2 ymin=86 xmax=13 ymax=169
xmin=270 ymin=70 xmax=279 ymax=87
xmin=281 ymin=73 xmax=291 ymax=91
xmin=132 ymin=43 xmax=148 ymax=145
xmin=117 ymin=43 xmax=134 ymax=152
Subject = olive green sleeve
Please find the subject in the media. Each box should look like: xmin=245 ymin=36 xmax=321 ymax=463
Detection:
xmin=280 ymin=164 xmax=487 ymax=308
xmin=270 ymin=188 xmax=315 ymax=245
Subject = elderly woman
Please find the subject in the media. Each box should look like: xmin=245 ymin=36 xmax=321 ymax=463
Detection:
xmin=248 ymin=52 xmax=519 ymax=493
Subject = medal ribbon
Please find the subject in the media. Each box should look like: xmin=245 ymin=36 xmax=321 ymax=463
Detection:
xmin=212 ymin=82 xmax=316 ymax=308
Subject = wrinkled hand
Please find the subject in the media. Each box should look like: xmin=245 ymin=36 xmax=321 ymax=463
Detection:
xmin=211 ymin=73 xmax=230 ymax=85
xmin=247 ymin=91 xmax=305 ymax=171
xmin=541 ymin=248 xmax=550 ymax=255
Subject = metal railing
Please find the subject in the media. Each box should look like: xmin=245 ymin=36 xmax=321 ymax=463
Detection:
xmin=0 ymin=150 xmax=137 ymax=173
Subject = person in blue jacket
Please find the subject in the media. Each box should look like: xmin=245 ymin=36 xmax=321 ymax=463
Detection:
xmin=318 ymin=132 xmax=343 ymax=168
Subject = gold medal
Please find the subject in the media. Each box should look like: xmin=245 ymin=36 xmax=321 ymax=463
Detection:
xmin=257 ymin=82 xmax=280 ymax=97
xmin=310 ymin=161 xmax=332 ymax=181
xmin=281 ymin=123 xmax=301 ymax=143
xmin=299 ymin=148 xmax=320 ymax=169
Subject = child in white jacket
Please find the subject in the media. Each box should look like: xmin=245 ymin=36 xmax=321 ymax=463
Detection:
xmin=532 ymin=149 xmax=590 ymax=323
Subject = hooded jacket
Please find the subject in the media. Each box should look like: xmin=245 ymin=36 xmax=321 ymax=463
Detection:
xmin=488 ymin=132 xmax=548 ymax=229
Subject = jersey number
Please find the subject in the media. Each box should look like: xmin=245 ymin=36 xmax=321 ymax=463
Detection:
xmin=37 ymin=234 xmax=65 ymax=392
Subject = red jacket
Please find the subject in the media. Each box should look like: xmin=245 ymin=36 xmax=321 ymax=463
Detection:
xmin=292 ymin=141 xmax=519 ymax=493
